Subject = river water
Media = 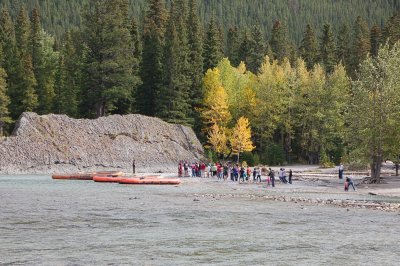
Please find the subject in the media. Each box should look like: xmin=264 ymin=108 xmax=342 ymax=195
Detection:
xmin=1 ymin=175 xmax=399 ymax=265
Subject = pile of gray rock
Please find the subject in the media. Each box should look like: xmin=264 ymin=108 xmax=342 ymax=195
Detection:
xmin=0 ymin=112 xmax=204 ymax=174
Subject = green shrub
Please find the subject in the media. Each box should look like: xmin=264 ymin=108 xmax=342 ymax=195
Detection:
xmin=320 ymin=148 xmax=335 ymax=168
xmin=205 ymin=149 xmax=217 ymax=162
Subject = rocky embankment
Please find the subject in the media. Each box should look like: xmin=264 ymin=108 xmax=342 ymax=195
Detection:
xmin=0 ymin=112 xmax=204 ymax=174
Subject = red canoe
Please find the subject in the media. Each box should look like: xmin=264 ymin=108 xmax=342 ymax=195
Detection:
xmin=119 ymin=178 xmax=181 ymax=185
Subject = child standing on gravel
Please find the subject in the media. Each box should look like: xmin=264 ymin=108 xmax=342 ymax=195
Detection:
xmin=345 ymin=176 xmax=356 ymax=191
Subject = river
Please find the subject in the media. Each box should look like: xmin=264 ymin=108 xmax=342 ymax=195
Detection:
xmin=1 ymin=175 xmax=399 ymax=265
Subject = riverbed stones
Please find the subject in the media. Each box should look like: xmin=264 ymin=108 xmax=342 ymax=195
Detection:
xmin=187 ymin=192 xmax=400 ymax=213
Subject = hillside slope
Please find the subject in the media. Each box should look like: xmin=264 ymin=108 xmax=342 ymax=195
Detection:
xmin=0 ymin=0 xmax=398 ymax=42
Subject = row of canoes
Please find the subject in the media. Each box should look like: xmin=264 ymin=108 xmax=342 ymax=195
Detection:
xmin=51 ymin=171 xmax=181 ymax=185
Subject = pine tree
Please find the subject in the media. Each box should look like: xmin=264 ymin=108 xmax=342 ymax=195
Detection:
xmin=238 ymin=30 xmax=251 ymax=66
xmin=83 ymin=0 xmax=136 ymax=117
xmin=54 ymin=55 xmax=67 ymax=114
xmin=130 ymin=17 xmax=142 ymax=84
xmin=319 ymin=23 xmax=336 ymax=74
xmin=0 ymin=9 xmax=18 ymax=120
xmin=247 ymin=24 xmax=265 ymax=73
xmin=0 ymin=48 xmax=11 ymax=136
xmin=351 ymin=16 xmax=371 ymax=77
xmin=14 ymin=8 xmax=38 ymax=116
xmin=336 ymin=23 xmax=352 ymax=73
xmin=382 ymin=13 xmax=400 ymax=47
xmin=370 ymin=25 xmax=381 ymax=57
xmin=300 ymin=24 xmax=318 ymax=70
xmin=117 ymin=16 xmax=142 ymax=114
xmin=54 ymin=31 xmax=80 ymax=117
xmin=227 ymin=26 xmax=240 ymax=66
xmin=15 ymin=8 xmax=30 ymax=58
xmin=130 ymin=17 xmax=142 ymax=62
xmin=21 ymin=55 xmax=38 ymax=112
xmin=156 ymin=0 xmax=192 ymax=125
xmin=30 ymin=8 xmax=56 ymax=114
xmin=270 ymin=20 xmax=289 ymax=62
xmin=137 ymin=0 xmax=167 ymax=116
xmin=187 ymin=0 xmax=204 ymax=130
xmin=203 ymin=17 xmax=223 ymax=72
xmin=30 ymin=8 xmax=42 ymax=75
xmin=0 ymin=9 xmax=16 ymax=76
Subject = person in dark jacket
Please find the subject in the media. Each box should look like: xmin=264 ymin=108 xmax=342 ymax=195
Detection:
xmin=289 ymin=169 xmax=293 ymax=184
xmin=268 ymin=168 xmax=275 ymax=187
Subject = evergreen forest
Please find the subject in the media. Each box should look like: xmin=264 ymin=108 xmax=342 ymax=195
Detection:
xmin=0 ymin=0 xmax=400 ymax=182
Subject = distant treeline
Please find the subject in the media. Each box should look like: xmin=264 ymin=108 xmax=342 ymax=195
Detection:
xmin=0 ymin=0 xmax=399 ymax=43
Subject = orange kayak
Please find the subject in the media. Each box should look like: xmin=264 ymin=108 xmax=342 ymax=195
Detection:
xmin=119 ymin=178 xmax=181 ymax=185
xmin=52 ymin=174 xmax=94 ymax=180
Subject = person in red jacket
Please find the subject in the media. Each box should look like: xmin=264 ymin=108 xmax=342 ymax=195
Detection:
xmin=178 ymin=162 xmax=183 ymax=177
xmin=200 ymin=162 xmax=206 ymax=177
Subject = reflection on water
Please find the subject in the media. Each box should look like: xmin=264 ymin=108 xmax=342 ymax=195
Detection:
xmin=1 ymin=175 xmax=399 ymax=265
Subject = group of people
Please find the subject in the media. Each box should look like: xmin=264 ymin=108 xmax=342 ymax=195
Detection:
xmin=266 ymin=168 xmax=293 ymax=187
xmin=178 ymin=161 xmax=293 ymax=187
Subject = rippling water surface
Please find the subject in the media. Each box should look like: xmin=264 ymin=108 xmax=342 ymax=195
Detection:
xmin=1 ymin=175 xmax=399 ymax=265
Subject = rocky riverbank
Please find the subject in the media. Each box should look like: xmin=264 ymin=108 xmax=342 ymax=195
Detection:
xmin=0 ymin=112 xmax=204 ymax=174
xmin=191 ymin=192 xmax=400 ymax=212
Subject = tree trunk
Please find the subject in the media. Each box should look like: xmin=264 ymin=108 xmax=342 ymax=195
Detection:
xmin=370 ymin=154 xmax=382 ymax=183
xmin=96 ymin=102 xmax=105 ymax=118
xmin=225 ymin=149 xmax=233 ymax=162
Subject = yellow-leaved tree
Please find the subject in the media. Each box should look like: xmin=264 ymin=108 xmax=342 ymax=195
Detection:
xmin=202 ymin=68 xmax=231 ymax=128
xmin=207 ymin=123 xmax=230 ymax=158
xmin=230 ymin=116 xmax=255 ymax=163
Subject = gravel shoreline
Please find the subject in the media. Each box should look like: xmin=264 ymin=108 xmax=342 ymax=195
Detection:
xmin=176 ymin=173 xmax=400 ymax=213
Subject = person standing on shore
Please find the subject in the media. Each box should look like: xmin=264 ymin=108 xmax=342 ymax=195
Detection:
xmin=200 ymin=162 xmax=206 ymax=177
xmin=282 ymin=168 xmax=288 ymax=183
xmin=233 ymin=164 xmax=239 ymax=181
xmin=256 ymin=167 xmax=262 ymax=183
xmin=339 ymin=163 xmax=344 ymax=179
xmin=268 ymin=168 xmax=275 ymax=187
xmin=178 ymin=162 xmax=183 ymax=177
xmin=132 ymin=159 xmax=136 ymax=174
xmin=289 ymin=169 xmax=293 ymax=184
